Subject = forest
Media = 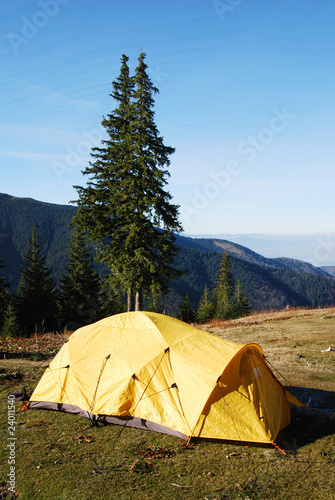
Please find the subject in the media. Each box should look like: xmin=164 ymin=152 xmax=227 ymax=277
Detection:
xmin=1 ymin=193 xmax=335 ymax=336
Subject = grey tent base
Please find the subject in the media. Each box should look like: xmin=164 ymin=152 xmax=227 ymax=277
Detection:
xmin=29 ymin=401 xmax=188 ymax=440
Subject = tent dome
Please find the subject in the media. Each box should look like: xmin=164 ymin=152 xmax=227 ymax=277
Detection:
xmin=29 ymin=311 xmax=295 ymax=444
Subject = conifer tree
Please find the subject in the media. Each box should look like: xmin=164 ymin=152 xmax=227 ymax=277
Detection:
xmin=236 ymin=279 xmax=251 ymax=317
xmin=1 ymin=300 xmax=21 ymax=338
xmin=180 ymin=294 xmax=194 ymax=323
xmin=16 ymin=227 xmax=58 ymax=335
xmin=74 ymin=53 xmax=183 ymax=312
xmin=59 ymin=226 xmax=101 ymax=330
xmin=213 ymin=251 xmax=237 ymax=320
xmin=197 ymin=284 xmax=214 ymax=323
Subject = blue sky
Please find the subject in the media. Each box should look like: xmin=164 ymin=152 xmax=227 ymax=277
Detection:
xmin=1 ymin=0 xmax=334 ymax=241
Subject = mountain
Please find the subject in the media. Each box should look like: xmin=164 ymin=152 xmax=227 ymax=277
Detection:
xmin=0 ymin=193 xmax=76 ymax=290
xmin=322 ymin=266 xmax=335 ymax=277
xmin=169 ymin=246 xmax=335 ymax=314
xmin=176 ymin=236 xmax=331 ymax=277
xmin=1 ymin=193 xmax=335 ymax=314
xmin=186 ymin=233 xmax=335 ymax=267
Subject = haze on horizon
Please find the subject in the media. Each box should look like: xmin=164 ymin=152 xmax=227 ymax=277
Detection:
xmin=1 ymin=1 xmax=334 ymax=244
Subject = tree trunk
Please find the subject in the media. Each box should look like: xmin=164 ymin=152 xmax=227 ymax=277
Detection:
xmin=127 ymin=287 xmax=134 ymax=312
xmin=135 ymin=289 xmax=143 ymax=311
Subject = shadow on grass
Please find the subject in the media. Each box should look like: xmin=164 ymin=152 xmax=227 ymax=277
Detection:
xmin=278 ymin=386 xmax=335 ymax=451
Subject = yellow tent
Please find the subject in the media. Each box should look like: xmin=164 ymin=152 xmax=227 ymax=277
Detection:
xmin=28 ymin=311 xmax=301 ymax=444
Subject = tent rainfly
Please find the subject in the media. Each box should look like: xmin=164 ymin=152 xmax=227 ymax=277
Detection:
xmin=27 ymin=312 xmax=303 ymax=444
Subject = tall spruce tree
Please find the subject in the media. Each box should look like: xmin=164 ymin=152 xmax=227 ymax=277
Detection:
xmin=74 ymin=53 xmax=183 ymax=311
xmin=16 ymin=226 xmax=58 ymax=335
xmin=59 ymin=226 xmax=101 ymax=330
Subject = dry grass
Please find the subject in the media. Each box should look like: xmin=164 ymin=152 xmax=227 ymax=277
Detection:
xmin=199 ymin=306 xmax=335 ymax=391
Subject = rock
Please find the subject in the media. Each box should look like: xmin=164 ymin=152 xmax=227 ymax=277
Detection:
xmin=8 ymin=388 xmax=28 ymax=401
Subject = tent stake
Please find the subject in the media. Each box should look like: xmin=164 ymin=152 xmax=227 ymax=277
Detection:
xmin=273 ymin=442 xmax=287 ymax=455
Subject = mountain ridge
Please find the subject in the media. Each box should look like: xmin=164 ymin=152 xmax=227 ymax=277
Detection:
xmin=174 ymin=234 xmax=331 ymax=277
xmin=186 ymin=233 xmax=335 ymax=267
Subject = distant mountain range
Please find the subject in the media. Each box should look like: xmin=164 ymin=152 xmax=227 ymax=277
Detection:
xmin=322 ymin=266 xmax=335 ymax=277
xmin=175 ymin=235 xmax=332 ymax=277
xmin=1 ymin=192 xmax=335 ymax=314
xmin=186 ymin=233 xmax=335 ymax=268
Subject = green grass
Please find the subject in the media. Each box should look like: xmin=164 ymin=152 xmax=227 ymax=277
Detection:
xmin=1 ymin=307 xmax=335 ymax=499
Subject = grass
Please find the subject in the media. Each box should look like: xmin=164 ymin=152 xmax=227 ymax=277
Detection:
xmin=201 ymin=306 xmax=335 ymax=391
xmin=0 ymin=307 xmax=334 ymax=499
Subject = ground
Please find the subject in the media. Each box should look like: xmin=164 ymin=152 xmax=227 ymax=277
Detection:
xmin=0 ymin=307 xmax=334 ymax=499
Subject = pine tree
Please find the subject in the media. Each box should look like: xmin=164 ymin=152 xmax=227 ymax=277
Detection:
xmin=214 ymin=252 xmax=237 ymax=320
xmin=197 ymin=284 xmax=214 ymax=323
xmin=74 ymin=53 xmax=183 ymax=312
xmin=1 ymin=300 xmax=21 ymax=338
xmin=180 ymin=294 xmax=194 ymax=323
xmin=59 ymin=226 xmax=101 ymax=330
xmin=15 ymin=226 xmax=58 ymax=335
xmin=236 ymin=279 xmax=251 ymax=317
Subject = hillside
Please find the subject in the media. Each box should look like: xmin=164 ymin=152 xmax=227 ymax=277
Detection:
xmin=0 ymin=193 xmax=76 ymax=289
xmin=177 ymin=235 xmax=331 ymax=277
xmin=168 ymin=247 xmax=335 ymax=313
xmin=200 ymin=306 xmax=335 ymax=396
xmin=322 ymin=266 xmax=335 ymax=277
xmin=1 ymin=193 xmax=335 ymax=313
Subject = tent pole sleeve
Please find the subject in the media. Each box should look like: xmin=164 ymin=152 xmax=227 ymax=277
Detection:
xmin=90 ymin=354 xmax=111 ymax=412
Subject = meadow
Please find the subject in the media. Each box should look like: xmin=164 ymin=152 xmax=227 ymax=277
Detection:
xmin=1 ymin=307 xmax=334 ymax=499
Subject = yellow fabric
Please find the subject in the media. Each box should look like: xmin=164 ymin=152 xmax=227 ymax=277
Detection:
xmin=30 ymin=311 xmax=294 ymax=443
xmin=284 ymin=389 xmax=309 ymax=408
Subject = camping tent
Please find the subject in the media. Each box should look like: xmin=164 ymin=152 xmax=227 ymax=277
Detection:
xmin=28 ymin=311 xmax=302 ymax=444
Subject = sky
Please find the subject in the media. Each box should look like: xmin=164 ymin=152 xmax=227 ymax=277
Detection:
xmin=1 ymin=1 xmax=335 ymax=249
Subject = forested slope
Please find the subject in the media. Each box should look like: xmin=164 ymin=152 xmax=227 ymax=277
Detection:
xmin=166 ymin=247 xmax=335 ymax=313
xmin=0 ymin=193 xmax=76 ymax=289
xmin=1 ymin=193 xmax=335 ymax=313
